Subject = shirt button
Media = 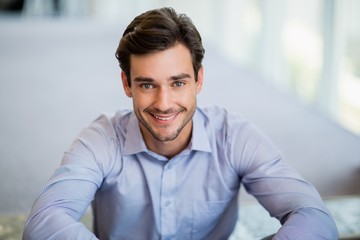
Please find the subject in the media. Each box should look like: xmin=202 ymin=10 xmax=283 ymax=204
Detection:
xmin=164 ymin=200 xmax=171 ymax=206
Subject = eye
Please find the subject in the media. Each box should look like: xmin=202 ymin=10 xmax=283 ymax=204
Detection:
xmin=173 ymin=81 xmax=185 ymax=87
xmin=141 ymin=83 xmax=154 ymax=89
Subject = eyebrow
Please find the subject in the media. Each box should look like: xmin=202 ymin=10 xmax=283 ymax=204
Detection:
xmin=133 ymin=77 xmax=154 ymax=83
xmin=170 ymin=73 xmax=191 ymax=80
xmin=133 ymin=73 xmax=191 ymax=83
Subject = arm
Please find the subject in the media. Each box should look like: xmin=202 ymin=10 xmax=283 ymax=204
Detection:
xmin=227 ymin=121 xmax=339 ymax=239
xmin=274 ymin=207 xmax=338 ymax=239
xmin=23 ymin=115 xmax=117 ymax=240
xmin=243 ymin=157 xmax=339 ymax=239
xmin=23 ymin=176 xmax=99 ymax=240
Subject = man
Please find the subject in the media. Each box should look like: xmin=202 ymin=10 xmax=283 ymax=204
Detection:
xmin=23 ymin=7 xmax=338 ymax=240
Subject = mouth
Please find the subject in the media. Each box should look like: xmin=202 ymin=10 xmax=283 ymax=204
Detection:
xmin=150 ymin=112 xmax=178 ymax=122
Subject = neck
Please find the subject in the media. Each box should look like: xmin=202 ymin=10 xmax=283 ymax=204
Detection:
xmin=141 ymin=122 xmax=193 ymax=159
xmin=149 ymin=138 xmax=190 ymax=159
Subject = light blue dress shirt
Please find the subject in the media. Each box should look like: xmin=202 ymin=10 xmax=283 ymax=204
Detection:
xmin=23 ymin=106 xmax=338 ymax=239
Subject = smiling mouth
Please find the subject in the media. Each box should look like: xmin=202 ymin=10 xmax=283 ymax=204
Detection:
xmin=151 ymin=113 xmax=178 ymax=121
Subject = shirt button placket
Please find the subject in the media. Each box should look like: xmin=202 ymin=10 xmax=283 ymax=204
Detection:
xmin=160 ymin=163 xmax=176 ymax=238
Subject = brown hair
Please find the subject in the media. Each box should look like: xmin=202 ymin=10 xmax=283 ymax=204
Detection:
xmin=115 ymin=7 xmax=205 ymax=85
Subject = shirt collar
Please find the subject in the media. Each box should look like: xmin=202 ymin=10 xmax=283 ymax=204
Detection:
xmin=190 ymin=109 xmax=212 ymax=153
xmin=123 ymin=112 xmax=148 ymax=155
xmin=122 ymin=108 xmax=212 ymax=156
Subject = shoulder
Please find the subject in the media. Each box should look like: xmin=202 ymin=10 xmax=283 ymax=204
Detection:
xmin=70 ymin=109 xmax=132 ymax=176
xmin=197 ymin=105 xmax=251 ymax=136
xmin=86 ymin=109 xmax=132 ymax=140
xmin=197 ymin=105 xmax=256 ymax=153
xmin=74 ymin=109 xmax=133 ymax=156
xmin=199 ymin=107 xmax=272 ymax=153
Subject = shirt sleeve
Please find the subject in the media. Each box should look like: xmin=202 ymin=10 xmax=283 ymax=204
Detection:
xmin=23 ymin=114 xmax=118 ymax=240
xmin=226 ymin=119 xmax=339 ymax=239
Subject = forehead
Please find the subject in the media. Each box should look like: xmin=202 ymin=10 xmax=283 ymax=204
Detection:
xmin=129 ymin=44 xmax=194 ymax=79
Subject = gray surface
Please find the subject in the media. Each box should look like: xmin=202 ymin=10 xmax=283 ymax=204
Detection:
xmin=1 ymin=17 xmax=360 ymax=214
xmin=231 ymin=196 xmax=360 ymax=239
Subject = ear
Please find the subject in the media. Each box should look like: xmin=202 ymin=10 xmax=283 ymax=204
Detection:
xmin=195 ymin=66 xmax=204 ymax=94
xmin=121 ymin=71 xmax=132 ymax=97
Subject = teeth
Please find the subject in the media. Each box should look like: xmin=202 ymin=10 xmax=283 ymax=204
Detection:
xmin=153 ymin=114 xmax=176 ymax=121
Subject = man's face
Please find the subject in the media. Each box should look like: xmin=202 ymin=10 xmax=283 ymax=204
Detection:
xmin=122 ymin=43 xmax=203 ymax=145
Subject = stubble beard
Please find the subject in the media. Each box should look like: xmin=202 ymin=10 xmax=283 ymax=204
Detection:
xmin=136 ymin=103 xmax=197 ymax=142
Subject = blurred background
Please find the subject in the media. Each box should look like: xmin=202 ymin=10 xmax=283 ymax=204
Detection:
xmin=0 ymin=0 xmax=359 ymax=234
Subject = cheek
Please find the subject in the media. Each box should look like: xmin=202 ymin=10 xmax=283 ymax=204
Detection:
xmin=178 ymin=90 xmax=197 ymax=105
xmin=132 ymin=93 xmax=151 ymax=108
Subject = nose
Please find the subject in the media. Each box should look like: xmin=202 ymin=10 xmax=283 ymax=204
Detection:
xmin=153 ymin=87 xmax=172 ymax=112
